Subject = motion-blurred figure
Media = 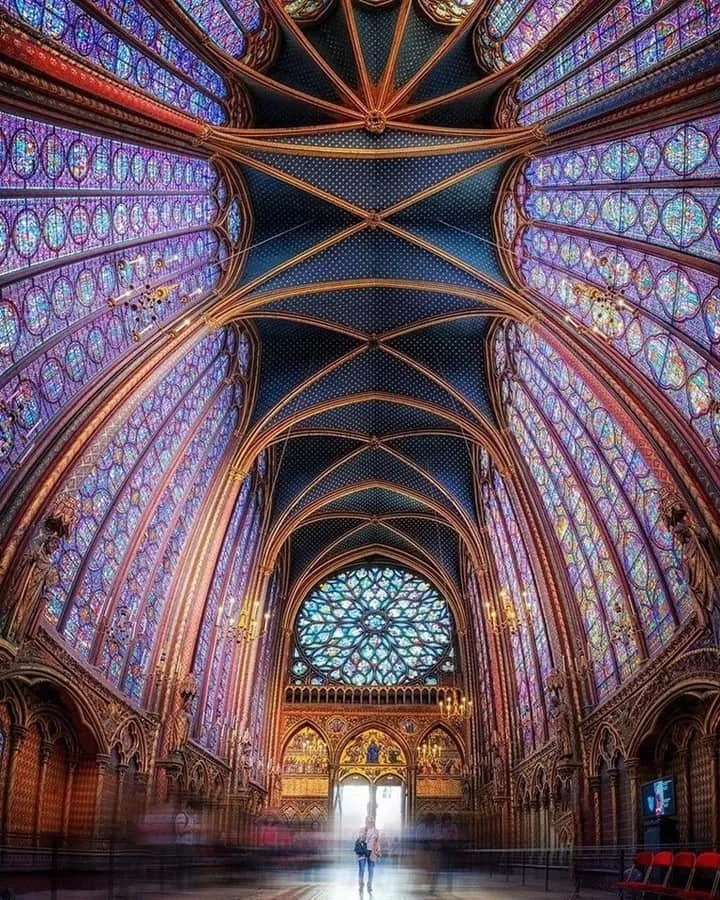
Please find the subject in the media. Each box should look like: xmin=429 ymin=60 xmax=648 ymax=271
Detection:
xmin=355 ymin=816 xmax=381 ymax=893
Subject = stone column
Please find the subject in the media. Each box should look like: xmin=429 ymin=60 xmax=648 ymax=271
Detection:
xmin=2 ymin=725 xmax=27 ymax=840
xmin=92 ymin=754 xmax=111 ymax=840
xmin=588 ymin=776 xmax=601 ymax=847
xmin=62 ymin=761 xmax=77 ymax=840
xmin=677 ymin=749 xmax=690 ymax=843
xmin=609 ymin=768 xmax=619 ymax=846
xmin=700 ymin=735 xmax=719 ymax=847
xmin=113 ymin=764 xmax=128 ymax=838
xmin=328 ymin=764 xmax=337 ymax=824
xmin=33 ymin=740 xmax=54 ymax=843
xmin=625 ymin=758 xmax=641 ymax=848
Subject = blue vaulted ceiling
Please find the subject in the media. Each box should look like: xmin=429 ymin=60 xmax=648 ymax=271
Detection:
xmin=206 ymin=0 xmax=543 ymax=595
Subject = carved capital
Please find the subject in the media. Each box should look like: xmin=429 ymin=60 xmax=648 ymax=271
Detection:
xmin=9 ymin=724 xmax=27 ymax=752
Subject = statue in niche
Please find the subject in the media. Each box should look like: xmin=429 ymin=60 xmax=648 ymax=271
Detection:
xmin=166 ymin=672 xmax=198 ymax=755
xmin=366 ymin=740 xmax=381 ymax=764
xmin=2 ymin=495 xmax=78 ymax=641
xmin=660 ymin=487 xmax=720 ymax=643
xmin=491 ymin=733 xmax=506 ymax=794
xmin=546 ymin=669 xmax=573 ymax=760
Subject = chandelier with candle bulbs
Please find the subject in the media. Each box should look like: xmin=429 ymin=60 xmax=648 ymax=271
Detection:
xmin=568 ymin=250 xmax=633 ymax=340
xmin=439 ymin=689 xmax=472 ymax=721
xmin=108 ymin=253 xmax=200 ymax=342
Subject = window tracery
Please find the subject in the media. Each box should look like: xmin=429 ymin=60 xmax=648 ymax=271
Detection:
xmin=1 ymin=0 xmax=229 ymax=123
xmin=501 ymin=113 xmax=720 ymax=463
xmin=291 ymin=566 xmax=456 ymax=686
xmin=479 ymin=449 xmax=553 ymax=754
xmin=496 ymin=322 xmax=690 ymax=700
xmin=176 ymin=0 xmax=275 ymax=67
xmin=0 ymin=111 xmax=242 ymax=486
xmin=194 ymin=483 xmax=264 ymax=753
xmin=42 ymin=327 xmax=244 ymax=698
xmin=497 ymin=0 xmax=719 ymax=126
xmin=475 ymin=0 xmax=583 ymax=70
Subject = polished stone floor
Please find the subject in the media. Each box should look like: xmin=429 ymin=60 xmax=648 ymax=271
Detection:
xmin=4 ymin=865 xmax=613 ymax=899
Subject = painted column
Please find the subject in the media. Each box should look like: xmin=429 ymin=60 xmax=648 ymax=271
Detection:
xmin=588 ymin=776 xmax=601 ymax=847
xmin=92 ymin=754 xmax=111 ymax=840
xmin=2 ymin=725 xmax=27 ymax=840
xmin=625 ymin=758 xmax=642 ymax=848
xmin=609 ymin=768 xmax=619 ymax=846
xmin=33 ymin=740 xmax=53 ymax=843
xmin=700 ymin=735 xmax=719 ymax=848
xmin=62 ymin=760 xmax=77 ymax=841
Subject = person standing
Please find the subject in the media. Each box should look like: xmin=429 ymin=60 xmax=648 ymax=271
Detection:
xmin=355 ymin=817 xmax=381 ymax=893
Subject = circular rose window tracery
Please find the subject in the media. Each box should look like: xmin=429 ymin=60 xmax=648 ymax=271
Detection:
xmin=290 ymin=565 xmax=455 ymax=686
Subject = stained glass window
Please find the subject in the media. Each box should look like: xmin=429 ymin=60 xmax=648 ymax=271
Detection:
xmin=42 ymin=327 xmax=243 ymax=692
xmin=501 ymin=113 xmax=720 ymax=463
xmin=291 ymin=566 xmax=455 ymax=686
xmin=2 ymin=0 xmax=229 ymax=124
xmin=495 ymin=322 xmax=689 ymax=700
xmin=248 ymin=566 xmax=282 ymax=748
xmin=414 ymin=0 xmax=479 ymax=23
xmin=0 ymin=111 xmax=242 ymax=485
xmin=479 ymin=449 xmax=553 ymax=754
xmin=176 ymin=0 xmax=275 ymax=69
xmin=499 ymin=0 xmax=719 ymax=126
xmin=475 ymin=0 xmax=582 ymax=70
xmin=464 ymin=564 xmax=495 ymax=770
xmin=197 ymin=492 xmax=264 ymax=753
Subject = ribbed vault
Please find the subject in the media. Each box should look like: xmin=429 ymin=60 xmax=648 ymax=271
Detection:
xmin=198 ymin=2 xmax=547 ymax=602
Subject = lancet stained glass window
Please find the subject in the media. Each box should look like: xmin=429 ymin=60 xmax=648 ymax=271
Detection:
xmin=291 ymin=566 xmax=455 ymax=686
xmin=501 ymin=113 xmax=720 ymax=463
xmin=2 ymin=0 xmax=229 ymax=124
xmin=496 ymin=322 xmax=689 ymax=700
xmin=43 ymin=327 xmax=242 ymax=677
xmin=480 ymin=449 xmax=553 ymax=755
xmin=175 ymin=0 xmax=275 ymax=69
xmin=0 ymin=111 xmax=241 ymax=486
xmin=475 ymin=0 xmax=582 ymax=70
xmin=465 ymin=564 xmax=495 ymax=761
xmin=498 ymin=0 xmax=720 ymax=126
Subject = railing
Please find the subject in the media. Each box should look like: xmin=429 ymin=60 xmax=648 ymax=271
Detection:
xmin=284 ymin=684 xmax=464 ymax=706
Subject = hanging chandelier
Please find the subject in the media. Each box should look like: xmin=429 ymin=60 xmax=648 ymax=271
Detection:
xmin=109 ymin=253 xmax=197 ymax=341
xmin=569 ymin=250 xmax=632 ymax=340
xmin=439 ymin=690 xmax=472 ymax=721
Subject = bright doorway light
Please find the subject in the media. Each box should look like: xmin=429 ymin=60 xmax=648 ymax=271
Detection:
xmin=339 ymin=780 xmax=371 ymax=840
xmin=376 ymin=784 xmax=403 ymax=835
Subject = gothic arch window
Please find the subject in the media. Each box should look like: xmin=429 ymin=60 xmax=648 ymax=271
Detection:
xmin=0 ymin=111 xmax=244 ymax=486
xmin=248 ymin=564 xmax=282 ymax=746
xmin=193 ymin=466 xmax=265 ymax=753
xmin=43 ymin=327 xmax=244 ymax=694
xmin=495 ymin=321 xmax=689 ymax=700
xmin=500 ymin=113 xmax=720 ymax=464
xmin=290 ymin=565 xmax=456 ymax=686
xmin=465 ymin=564 xmax=494 ymax=764
xmin=479 ymin=449 xmax=553 ymax=754
xmin=497 ymin=0 xmax=720 ymax=126
xmin=175 ymin=0 xmax=276 ymax=68
xmin=474 ymin=0 xmax=583 ymax=71
xmin=416 ymin=0 xmax=480 ymax=26
xmin=1 ymin=0 xmax=230 ymax=124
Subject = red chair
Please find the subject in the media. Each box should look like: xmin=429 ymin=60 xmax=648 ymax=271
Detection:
xmin=664 ymin=853 xmax=696 ymax=894
xmin=618 ymin=851 xmax=654 ymax=897
xmin=640 ymin=851 xmax=676 ymax=896
xmin=678 ymin=851 xmax=720 ymax=899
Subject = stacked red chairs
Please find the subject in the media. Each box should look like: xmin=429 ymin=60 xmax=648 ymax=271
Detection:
xmin=618 ymin=851 xmax=720 ymax=898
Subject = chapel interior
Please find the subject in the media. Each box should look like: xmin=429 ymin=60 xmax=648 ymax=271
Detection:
xmin=0 ymin=0 xmax=719 ymax=893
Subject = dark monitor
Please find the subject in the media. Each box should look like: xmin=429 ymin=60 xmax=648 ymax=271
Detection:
xmin=641 ymin=777 xmax=676 ymax=818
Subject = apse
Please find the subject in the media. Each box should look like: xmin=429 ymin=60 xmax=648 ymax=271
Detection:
xmin=0 ymin=0 xmax=718 ymax=882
